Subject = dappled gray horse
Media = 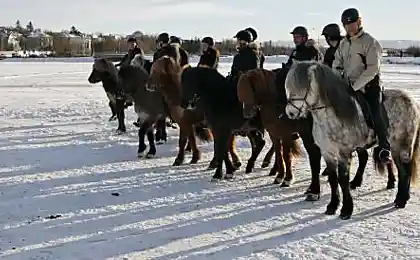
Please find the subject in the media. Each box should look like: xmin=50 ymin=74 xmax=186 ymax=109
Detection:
xmin=88 ymin=58 xmax=130 ymax=133
xmin=285 ymin=61 xmax=420 ymax=220
xmin=118 ymin=61 xmax=168 ymax=158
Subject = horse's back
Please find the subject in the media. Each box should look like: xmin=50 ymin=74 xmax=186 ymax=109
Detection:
xmin=384 ymin=88 xmax=420 ymax=143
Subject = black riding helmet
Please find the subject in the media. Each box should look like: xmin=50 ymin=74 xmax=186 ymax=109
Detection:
xmin=157 ymin=32 xmax=170 ymax=43
xmin=234 ymin=30 xmax=252 ymax=43
xmin=245 ymin=27 xmax=258 ymax=41
xmin=201 ymin=36 xmax=214 ymax=46
xmin=341 ymin=8 xmax=360 ymax=25
xmin=290 ymin=26 xmax=308 ymax=36
xmin=170 ymin=35 xmax=182 ymax=44
xmin=127 ymin=37 xmax=137 ymax=43
xmin=321 ymin=23 xmax=342 ymax=40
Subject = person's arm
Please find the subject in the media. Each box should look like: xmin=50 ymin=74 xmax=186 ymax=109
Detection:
xmin=352 ymin=38 xmax=382 ymax=91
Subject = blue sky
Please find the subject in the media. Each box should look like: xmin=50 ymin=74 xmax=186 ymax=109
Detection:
xmin=1 ymin=0 xmax=419 ymax=41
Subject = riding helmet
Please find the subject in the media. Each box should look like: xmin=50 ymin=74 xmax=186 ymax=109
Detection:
xmin=321 ymin=23 xmax=342 ymax=40
xmin=201 ymin=36 xmax=214 ymax=46
xmin=245 ymin=27 xmax=258 ymax=41
xmin=341 ymin=8 xmax=360 ymax=25
xmin=234 ymin=30 xmax=252 ymax=43
xmin=170 ymin=35 xmax=182 ymax=44
xmin=127 ymin=37 xmax=137 ymax=43
xmin=290 ymin=26 xmax=308 ymax=36
xmin=157 ymin=32 xmax=170 ymax=43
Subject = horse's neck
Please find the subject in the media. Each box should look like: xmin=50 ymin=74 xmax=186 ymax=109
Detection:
xmin=102 ymin=78 xmax=117 ymax=93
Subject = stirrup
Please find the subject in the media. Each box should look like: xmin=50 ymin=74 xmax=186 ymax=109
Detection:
xmin=378 ymin=148 xmax=391 ymax=163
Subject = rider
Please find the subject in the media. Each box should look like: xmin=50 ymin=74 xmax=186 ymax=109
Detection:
xmin=283 ymin=26 xmax=322 ymax=68
xmin=153 ymin=33 xmax=178 ymax=63
xmin=116 ymin=37 xmax=145 ymax=68
xmin=197 ymin=36 xmax=219 ymax=69
xmin=230 ymin=29 xmax=259 ymax=79
xmin=333 ymin=7 xmax=391 ymax=163
xmin=321 ymin=23 xmax=343 ymax=67
xmin=245 ymin=27 xmax=265 ymax=68
xmin=169 ymin=35 xmax=190 ymax=69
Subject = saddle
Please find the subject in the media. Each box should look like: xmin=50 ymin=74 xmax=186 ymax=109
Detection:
xmin=352 ymin=90 xmax=389 ymax=130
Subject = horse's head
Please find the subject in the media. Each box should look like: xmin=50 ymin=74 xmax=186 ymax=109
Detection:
xmin=285 ymin=61 xmax=357 ymax=123
xmin=88 ymin=58 xmax=118 ymax=85
xmin=147 ymin=55 xmax=183 ymax=106
xmin=118 ymin=65 xmax=149 ymax=97
xmin=237 ymin=69 xmax=276 ymax=119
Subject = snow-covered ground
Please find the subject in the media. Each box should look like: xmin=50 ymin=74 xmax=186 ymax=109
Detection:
xmin=1 ymin=58 xmax=420 ymax=260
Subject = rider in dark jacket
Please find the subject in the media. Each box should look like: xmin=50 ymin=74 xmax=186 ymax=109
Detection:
xmin=116 ymin=37 xmax=144 ymax=67
xmin=230 ymin=30 xmax=259 ymax=79
xmin=284 ymin=26 xmax=322 ymax=68
xmin=245 ymin=27 xmax=265 ymax=68
xmin=153 ymin=33 xmax=179 ymax=63
xmin=321 ymin=23 xmax=344 ymax=68
xmin=197 ymin=36 xmax=219 ymax=69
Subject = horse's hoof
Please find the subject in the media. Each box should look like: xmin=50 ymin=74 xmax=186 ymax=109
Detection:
xmin=212 ymin=172 xmax=223 ymax=180
xmin=305 ymin=193 xmax=320 ymax=201
xmin=350 ymin=180 xmax=361 ymax=190
xmin=190 ymin=157 xmax=199 ymax=164
xmin=339 ymin=212 xmax=352 ymax=220
xmin=137 ymin=152 xmax=144 ymax=158
xmin=280 ymin=180 xmax=293 ymax=187
xmin=116 ymin=129 xmax=126 ymax=135
xmin=268 ymin=168 xmax=277 ymax=176
xmin=172 ymin=158 xmax=183 ymax=166
xmin=156 ymin=140 xmax=165 ymax=145
xmin=224 ymin=173 xmax=234 ymax=180
xmin=394 ymin=199 xmax=407 ymax=208
xmin=233 ymin=161 xmax=242 ymax=170
xmin=109 ymin=116 xmax=117 ymax=121
xmin=146 ymin=153 xmax=156 ymax=159
xmin=272 ymin=178 xmax=283 ymax=185
xmin=325 ymin=207 xmax=337 ymax=215
xmin=386 ymin=182 xmax=395 ymax=189
xmin=245 ymin=165 xmax=253 ymax=174
xmin=261 ymin=161 xmax=270 ymax=168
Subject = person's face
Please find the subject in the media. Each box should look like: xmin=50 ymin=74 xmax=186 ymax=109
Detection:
xmin=201 ymin=42 xmax=209 ymax=51
xmin=292 ymin=34 xmax=305 ymax=45
xmin=325 ymin=37 xmax=338 ymax=47
xmin=127 ymin=41 xmax=136 ymax=50
xmin=344 ymin=20 xmax=360 ymax=36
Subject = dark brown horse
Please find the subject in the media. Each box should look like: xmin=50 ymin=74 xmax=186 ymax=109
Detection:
xmin=146 ymin=56 xmax=213 ymax=166
xmin=238 ymin=68 xmax=395 ymax=198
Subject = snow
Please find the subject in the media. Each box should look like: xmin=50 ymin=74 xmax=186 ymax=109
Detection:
xmin=1 ymin=57 xmax=420 ymax=260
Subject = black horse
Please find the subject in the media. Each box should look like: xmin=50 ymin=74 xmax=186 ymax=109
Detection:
xmin=88 ymin=58 xmax=129 ymax=133
xmin=181 ymin=67 xmax=267 ymax=180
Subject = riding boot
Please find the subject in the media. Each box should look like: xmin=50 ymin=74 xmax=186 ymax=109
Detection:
xmin=364 ymin=85 xmax=391 ymax=163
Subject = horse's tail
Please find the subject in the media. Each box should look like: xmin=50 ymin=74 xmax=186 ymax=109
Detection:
xmin=410 ymin=126 xmax=420 ymax=185
xmin=194 ymin=124 xmax=213 ymax=142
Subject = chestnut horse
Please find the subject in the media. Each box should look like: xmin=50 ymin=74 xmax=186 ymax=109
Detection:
xmin=238 ymin=68 xmax=396 ymax=199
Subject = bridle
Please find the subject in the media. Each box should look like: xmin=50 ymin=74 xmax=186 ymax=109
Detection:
xmin=286 ymin=87 xmax=328 ymax=118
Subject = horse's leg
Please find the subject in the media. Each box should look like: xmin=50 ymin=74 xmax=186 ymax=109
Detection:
xmin=386 ymin=163 xmax=396 ymax=189
xmin=137 ymin=123 xmax=148 ymax=158
xmin=187 ymin=124 xmax=201 ymax=164
xmin=350 ymin=149 xmax=369 ymax=189
xmin=146 ymin=124 xmax=157 ymax=158
xmin=208 ymin=141 xmax=217 ymax=170
xmin=212 ymin=128 xmax=231 ymax=180
xmin=173 ymin=123 xmax=188 ymax=166
xmin=393 ymin=157 xmax=412 ymax=208
xmin=245 ymin=130 xmax=266 ymax=173
xmin=228 ymin=135 xmax=242 ymax=169
xmin=269 ymin=154 xmax=278 ymax=176
xmin=301 ymin=132 xmax=322 ymax=201
xmin=261 ymin=143 xmax=275 ymax=168
xmin=324 ymin=161 xmax=340 ymax=215
xmin=155 ymin=118 xmax=167 ymax=145
xmin=116 ymin=98 xmax=126 ymax=133
xmin=108 ymin=101 xmax=117 ymax=121
xmin=280 ymin=139 xmax=295 ymax=187
xmin=273 ymin=139 xmax=286 ymax=184
xmin=337 ymin=157 xmax=354 ymax=220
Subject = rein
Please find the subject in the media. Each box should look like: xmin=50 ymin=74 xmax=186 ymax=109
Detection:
xmin=287 ymin=87 xmax=328 ymax=118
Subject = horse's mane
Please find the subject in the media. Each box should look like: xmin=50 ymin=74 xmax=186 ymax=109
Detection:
xmin=287 ymin=61 xmax=359 ymax=124
xmin=151 ymin=56 xmax=182 ymax=98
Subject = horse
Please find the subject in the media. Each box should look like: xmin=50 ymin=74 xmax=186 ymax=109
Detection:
xmin=145 ymin=56 xmax=213 ymax=166
xmin=285 ymin=61 xmax=420 ymax=220
xmin=178 ymin=65 xmax=268 ymax=180
xmin=238 ymin=68 xmax=396 ymax=191
xmin=118 ymin=63 xmax=168 ymax=158
xmin=88 ymin=58 xmax=128 ymax=133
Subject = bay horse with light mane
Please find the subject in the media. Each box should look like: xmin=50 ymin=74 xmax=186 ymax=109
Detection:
xmin=285 ymin=61 xmax=419 ymax=219
xmin=238 ymin=68 xmax=396 ymax=191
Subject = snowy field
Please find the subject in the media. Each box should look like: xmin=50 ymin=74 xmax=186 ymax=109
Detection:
xmin=1 ymin=57 xmax=420 ymax=260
